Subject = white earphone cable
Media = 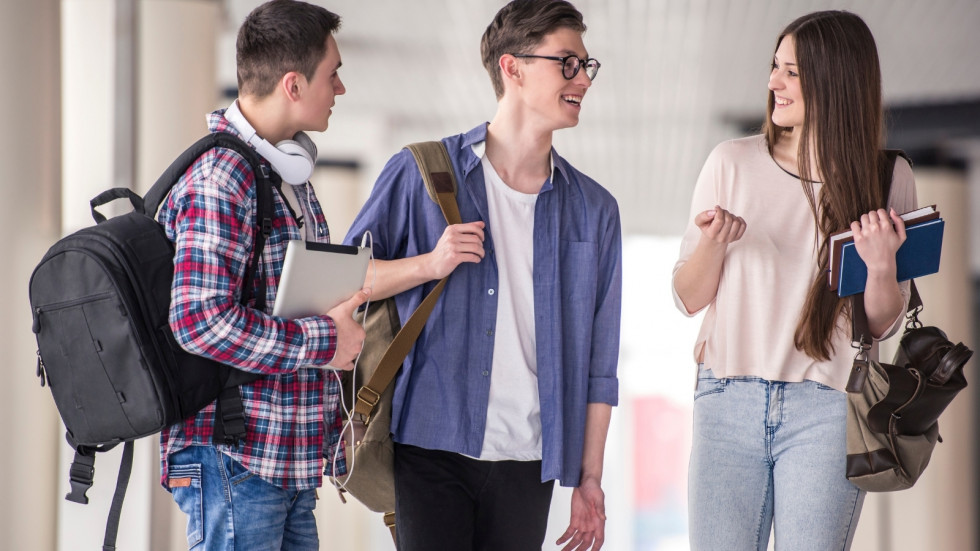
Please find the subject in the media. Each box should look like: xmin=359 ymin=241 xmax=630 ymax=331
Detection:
xmin=330 ymin=230 xmax=375 ymax=492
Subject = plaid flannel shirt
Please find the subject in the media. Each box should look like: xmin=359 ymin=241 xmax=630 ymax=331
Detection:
xmin=158 ymin=110 xmax=346 ymax=490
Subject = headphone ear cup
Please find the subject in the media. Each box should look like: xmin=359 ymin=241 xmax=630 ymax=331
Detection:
xmin=289 ymin=131 xmax=317 ymax=160
xmin=273 ymin=133 xmax=316 ymax=184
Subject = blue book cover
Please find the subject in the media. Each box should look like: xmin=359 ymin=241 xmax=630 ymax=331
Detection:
xmin=836 ymin=218 xmax=944 ymax=297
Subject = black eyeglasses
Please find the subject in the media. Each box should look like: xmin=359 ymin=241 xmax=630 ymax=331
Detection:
xmin=510 ymin=53 xmax=601 ymax=81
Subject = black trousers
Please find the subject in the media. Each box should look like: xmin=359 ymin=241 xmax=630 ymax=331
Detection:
xmin=393 ymin=442 xmax=556 ymax=551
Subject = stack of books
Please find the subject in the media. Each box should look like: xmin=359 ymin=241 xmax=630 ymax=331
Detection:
xmin=828 ymin=205 xmax=944 ymax=297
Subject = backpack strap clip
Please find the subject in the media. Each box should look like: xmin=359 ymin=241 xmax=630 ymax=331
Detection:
xmin=214 ymin=386 xmax=249 ymax=446
xmin=66 ymin=449 xmax=96 ymax=504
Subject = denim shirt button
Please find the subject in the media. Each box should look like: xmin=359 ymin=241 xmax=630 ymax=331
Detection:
xmin=488 ymin=288 xmax=495 ymax=295
xmin=482 ymin=370 xmax=489 ymax=376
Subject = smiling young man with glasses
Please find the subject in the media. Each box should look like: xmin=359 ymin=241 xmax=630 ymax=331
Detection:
xmin=345 ymin=1 xmax=620 ymax=549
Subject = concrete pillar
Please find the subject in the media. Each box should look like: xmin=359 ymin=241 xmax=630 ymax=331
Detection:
xmin=138 ymin=0 xmax=222 ymax=188
xmin=57 ymin=1 xmax=221 ymax=549
xmin=138 ymin=6 xmax=223 ymax=549
xmin=57 ymin=1 xmax=148 ymax=549
xmin=0 ymin=2 xmax=62 ymax=551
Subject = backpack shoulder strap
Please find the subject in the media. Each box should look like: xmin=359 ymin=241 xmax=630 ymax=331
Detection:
xmin=143 ymin=133 xmax=267 ymax=215
xmin=352 ymin=141 xmax=461 ymax=422
xmin=142 ymin=132 xmax=275 ymax=312
xmin=878 ymin=149 xmax=910 ymax=205
xmin=143 ymin=132 xmax=274 ymax=445
xmin=405 ymin=141 xmax=462 ymax=225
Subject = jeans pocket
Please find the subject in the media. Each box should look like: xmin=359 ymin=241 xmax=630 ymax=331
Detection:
xmin=694 ymin=366 xmax=727 ymax=401
xmin=220 ymin=452 xmax=257 ymax=487
xmin=168 ymin=463 xmax=204 ymax=549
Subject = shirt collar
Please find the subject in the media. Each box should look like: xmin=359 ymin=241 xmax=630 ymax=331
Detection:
xmin=470 ymin=140 xmax=556 ymax=187
xmin=208 ymin=108 xmax=245 ymax=138
xmin=461 ymin=122 xmax=565 ymax=188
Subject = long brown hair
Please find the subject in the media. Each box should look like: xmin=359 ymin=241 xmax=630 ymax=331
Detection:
xmin=763 ymin=11 xmax=887 ymax=361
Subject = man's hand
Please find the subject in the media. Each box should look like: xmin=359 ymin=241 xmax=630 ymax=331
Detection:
xmin=556 ymin=477 xmax=606 ymax=551
xmin=325 ymin=288 xmax=370 ymax=370
xmin=427 ymin=221 xmax=485 ymax=279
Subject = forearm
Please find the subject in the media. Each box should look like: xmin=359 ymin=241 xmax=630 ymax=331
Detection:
xmin=365 ymin=256 xmax=438 ymax=300
xmin=580 ymin=403 xmax=612 ymax=484
xmin=673 ymin=237 xmax=728 ymax=314
xmin=863 ymin=267 xmax=905 ymax=338
xmin=170 ymin=289 xmax=336 ymax=373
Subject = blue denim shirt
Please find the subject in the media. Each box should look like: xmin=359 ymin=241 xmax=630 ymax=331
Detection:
xmin=345 ymin=123 xmax=621 ymax=486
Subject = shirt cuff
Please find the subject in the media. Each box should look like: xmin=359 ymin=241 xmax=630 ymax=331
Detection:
xmin=295 ymin=315 xmax=337 ymax=367
xmin=588 ymin=375 xmax=619 ymax=406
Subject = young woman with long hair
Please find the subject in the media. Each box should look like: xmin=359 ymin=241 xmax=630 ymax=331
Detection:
xmin=672 ymin=11 xmax=916 ymax=550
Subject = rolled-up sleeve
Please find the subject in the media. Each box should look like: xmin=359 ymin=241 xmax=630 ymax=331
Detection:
xmin=589 ymin=201 xmax=623 ymax=406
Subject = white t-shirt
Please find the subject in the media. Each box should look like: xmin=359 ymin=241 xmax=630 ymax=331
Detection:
xmin=472 ymin=141 xmax=551 ymax=461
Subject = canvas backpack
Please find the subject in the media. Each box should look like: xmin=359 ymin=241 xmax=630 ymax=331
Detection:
xmin=329 ymin=141 xmax=461 ymax=545
xmin=28 ymin=132 xmax=280 ymax=550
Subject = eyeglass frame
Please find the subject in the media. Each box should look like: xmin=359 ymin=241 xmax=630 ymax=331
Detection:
xmin=508 ymin=53 xmax=601 ymax=81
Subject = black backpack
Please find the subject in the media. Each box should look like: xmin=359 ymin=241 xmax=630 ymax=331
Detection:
xmin=28 ymin=132 xmax=279 ymax=550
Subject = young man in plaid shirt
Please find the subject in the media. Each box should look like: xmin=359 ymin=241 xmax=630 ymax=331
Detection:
xmin=157 ymin=1 xmax=367 ymax=548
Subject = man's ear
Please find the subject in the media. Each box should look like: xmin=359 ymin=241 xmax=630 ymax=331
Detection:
xmin=499 ymin=54 xmax=522 ymax=87
xmin=280 ymin=71 xmax=305 ymax=102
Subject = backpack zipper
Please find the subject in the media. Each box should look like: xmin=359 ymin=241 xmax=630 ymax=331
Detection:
xmin=36 ymin=349 xmax=47 ymax=387
xmin=32 ymin=292 xmax=114 ymax=389
xmin=32 ymin=292 xmax=116 ymax=334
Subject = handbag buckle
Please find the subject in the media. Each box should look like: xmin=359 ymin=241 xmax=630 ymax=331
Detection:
xmin=847 ymin=337 xmax=872 ymax=393
xmin=905 ymin=306 xmax=924 ymax=331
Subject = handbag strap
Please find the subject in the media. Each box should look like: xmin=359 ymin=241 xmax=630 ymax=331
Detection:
xmin=849 ymin=149 xmax=917 ymax=346
xmin=847 ymin=150 xmax=919 ymax=392
xmin=353 ymin=141 xmax=461 ymax=423
xmin=851 ymin=280 xmax=922 ymax=347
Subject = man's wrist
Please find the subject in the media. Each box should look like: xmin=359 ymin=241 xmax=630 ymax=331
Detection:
xmin=579 ymin=471 xmax=602 ymax=486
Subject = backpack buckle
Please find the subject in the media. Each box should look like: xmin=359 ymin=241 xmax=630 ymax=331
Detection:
xmin=354 ymin=386 xmax=382 ymax=426
xmin=65 ymin=451 xmax=96 ymax=504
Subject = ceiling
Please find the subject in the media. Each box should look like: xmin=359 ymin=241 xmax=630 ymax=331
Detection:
xmin=219 ymin=0 xmax=980 ymax=235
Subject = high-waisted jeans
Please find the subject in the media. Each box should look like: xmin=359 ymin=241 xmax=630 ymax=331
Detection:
xmin=688 ymin=366 xmax=864 ymax=551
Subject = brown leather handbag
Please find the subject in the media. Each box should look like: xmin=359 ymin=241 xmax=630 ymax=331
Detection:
xmin=845 ymin=282 xmax=971 ymax=491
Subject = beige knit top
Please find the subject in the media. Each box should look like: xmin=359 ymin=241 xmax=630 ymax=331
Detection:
xmin=672 ymin=135 xmax=916 ymax=391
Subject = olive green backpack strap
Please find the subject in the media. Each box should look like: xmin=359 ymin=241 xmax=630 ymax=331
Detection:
xmin=352 ymin=141 xmax=461 ymax=423
xmin=407 ymin=140 xmax=462 ymax=225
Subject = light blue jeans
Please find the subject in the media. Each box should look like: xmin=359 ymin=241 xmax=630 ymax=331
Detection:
xmin=688 ymin=366 xmax=864 ymax=551
xmin=167 ymin=445 xmax=319 ymax=550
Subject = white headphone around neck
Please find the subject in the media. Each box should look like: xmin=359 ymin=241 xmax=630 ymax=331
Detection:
xmin=224 ymin=99 xmax=317 ymax=185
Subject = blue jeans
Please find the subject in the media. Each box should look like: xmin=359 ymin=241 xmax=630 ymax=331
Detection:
xmin=688 ymin=366 xmax=864 ymax=551
xmin=167 ymin=445 xmax=319 ymax=550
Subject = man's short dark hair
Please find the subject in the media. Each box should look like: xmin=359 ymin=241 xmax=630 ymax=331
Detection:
xmin=237 ymin=0 xmax=342 ymax=98
xmin=480 ymin=0 xmax=586 ymax=99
